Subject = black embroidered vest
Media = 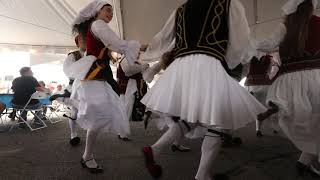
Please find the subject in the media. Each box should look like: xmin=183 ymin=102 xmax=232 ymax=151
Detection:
xmin=116 ymin=60 xmax=146 ymax=95
xmin=173 ymin=0 xmax=230 ymax=61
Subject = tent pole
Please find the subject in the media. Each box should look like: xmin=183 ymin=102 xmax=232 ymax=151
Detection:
xmin=254 ymin=0 xmax=258 ymax=24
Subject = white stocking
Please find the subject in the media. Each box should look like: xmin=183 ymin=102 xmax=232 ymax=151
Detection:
xmin=195 ymin=133 xmax=222 ymax=180
xmin=82 ymin=129 xmax=100 ymax=168
xmin=256 ymin=120 xmax=262 ymax=131
xmin=69 ymin=107 xmax=78 ymax=139
xmin=69 ymin=119 xmax=78 ymax=139
xmin=151 ymin=121 xmax=188 ymax=157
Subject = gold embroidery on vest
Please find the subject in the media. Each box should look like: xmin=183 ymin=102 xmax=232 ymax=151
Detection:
xmin=175 ymin=5 xmax=188 ymax=53
xmin=174 ymin=0 xmax=229 ymax=61
xmin=197 ymin=0 xmax=228 ymax=60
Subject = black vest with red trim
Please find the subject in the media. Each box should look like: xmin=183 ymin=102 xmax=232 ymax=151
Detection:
xmin=304 ymin=15 xmax=320 ymax=57
xmin=173 ymin=0 xmax=230 ymax=61
xmin=246 ymin=15 xmax=320 ymax=86
xmin=278 ymin=15 xmax=320 ymax=75
xmin=85 ymin=24 xmax=120 ymax=95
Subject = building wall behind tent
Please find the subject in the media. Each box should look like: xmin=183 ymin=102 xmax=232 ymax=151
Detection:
xmin=122 ymin=0 xmax=318 ymax=44
xmin=121 ymin=0 xmax=186 ymax=44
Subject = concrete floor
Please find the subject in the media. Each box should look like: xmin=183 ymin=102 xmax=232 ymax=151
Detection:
xmin=0 ymin=116 xmax=318 ymax=180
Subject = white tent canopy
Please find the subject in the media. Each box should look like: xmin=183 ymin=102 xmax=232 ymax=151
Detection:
xmin=0 ymin=0 xmax=123 ymax=54
xmin=1 ymin=0 xmax=319 ymax=51
xmin=0 ymin=0 xmax=123 ymax=86
xmin=0 ymin=0 xmax=319 ymax=92
xmin=0 ymin=0 xmax=319 ymax=65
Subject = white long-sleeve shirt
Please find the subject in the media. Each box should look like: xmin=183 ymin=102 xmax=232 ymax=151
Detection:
xmin=91 ymin=20 xmax=141 ymax=64
xmin=252 ymin=23 xmax=287 ymax=52
xmin=63 ymin=51 xmax=84 ymax=78
xmin=120 ymin=59 xmax=148 ymax=77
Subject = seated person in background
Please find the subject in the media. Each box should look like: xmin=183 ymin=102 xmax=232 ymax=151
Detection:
xmin=54 ymin=84 xmax=64 ymax=94
xmin=49 ymin=83 xmax=72 ymax=102
xmin=39 ymin=81 xmax=45 ymax=88
xmin=38 ymin=81 xmax=51 ymax=117
xmin=0 ymin=101 xmax=5 ymax=115
xmin=11 ymin=67 xmax=48 ymax=123
xmin=38 ymin=81 xmax=51 ymax=94
xmin=38 ymin=81 xmax=47 ymax=90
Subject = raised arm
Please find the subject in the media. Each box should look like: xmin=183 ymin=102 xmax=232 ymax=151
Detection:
xmin=225 ymin=0 xmax=256 ymax=69
xmin=91 ymin=20 xmax=141 ymax=64
xmin=120 ymin=59 xmax=149 ymax=77
xmin=252 ymin=23 xmax=287 ymax=52
xmin=139 ymin=10 xmax=177 ymax=63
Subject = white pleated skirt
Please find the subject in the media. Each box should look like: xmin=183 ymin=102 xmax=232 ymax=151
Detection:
xmin=266 ymin=69 xmax=320 ymax=155
xmin=76 ymin=80 xmax=130 ymax=136
xmin=119 ymin=79 xmax=138 ymax=121
xmin=141 ymin=54 xmax=267 ymax=130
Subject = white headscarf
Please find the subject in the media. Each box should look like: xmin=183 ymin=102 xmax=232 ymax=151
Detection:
xmin=282 ymin=0 xmax=318 ymax=15
xmin=73 ymin=0 xmax=113 ymax=25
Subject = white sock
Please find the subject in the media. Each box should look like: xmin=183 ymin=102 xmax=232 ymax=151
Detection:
xmin=298 ymin=152 xmax=317 ymax=166
xmin=71 ymin=107 xmax=78 ymax=119
xmin=69 ymin=119 xmax=78 ymax=139
xmin=256 ymin=120 xmax=262 ymax=131
xmin=172 ymin=121 xmax=189 ymax=146
xmin=82 ymin=129 xmax=100 ymax=168
xmin=69 ymin=107 xmax=78 ymax=139
xmin=151 ymin=120 xmax=187 ymax=157
xmin=195 ymin=133 xmax=222 ymax=180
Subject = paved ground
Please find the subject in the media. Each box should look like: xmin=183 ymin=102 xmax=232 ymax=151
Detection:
xmin=0 ymin=115 xmax=318 ymax=180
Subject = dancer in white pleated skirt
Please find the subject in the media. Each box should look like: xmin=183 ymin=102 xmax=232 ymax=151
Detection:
xmin=139 ymin=0 xmax=266 ymax=179
xmin=253 ymin=0 xmax=320 ymax=177
xmin=71 ymin=0 xmax=144 ymax=173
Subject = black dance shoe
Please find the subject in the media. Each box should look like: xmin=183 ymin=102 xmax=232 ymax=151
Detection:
xmin=69 ymin=137 xmax=80 ymax=146
xmin=171 ymin=144 xmax=191 ymax=152
xmin=80 ymin=158 xmax=103 ymax=174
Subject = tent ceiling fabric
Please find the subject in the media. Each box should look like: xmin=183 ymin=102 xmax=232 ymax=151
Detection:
xmin=0 ymin=0 xmax=318 ymax=53
xmin=0 ymin=0 xmax=122 ymax=51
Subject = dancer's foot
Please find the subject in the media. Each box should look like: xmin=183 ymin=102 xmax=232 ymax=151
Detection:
xmin=296 ymin=161 xmax=320 ymax=177
xmin=212 ymin=173 xmax=229 ymax=180
xmin=118 ymin=135 xmax=131 ymax=142
xmin=142 ymin=146 xmax=162 ymax=178
xmin=80 ymin=158 xmax=103 ymax=174
xmin=257 ymin=102 xmax=279 ymax=122
xmin=63 ymin=114 xmax=76 ymax=121
xmin=70 ymin=137 xmax=80 ymax=146
xmin=256 ymin=130 xmax=263 ymax=137
xmin=171 ymin=144 xmax=191 ymax=152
